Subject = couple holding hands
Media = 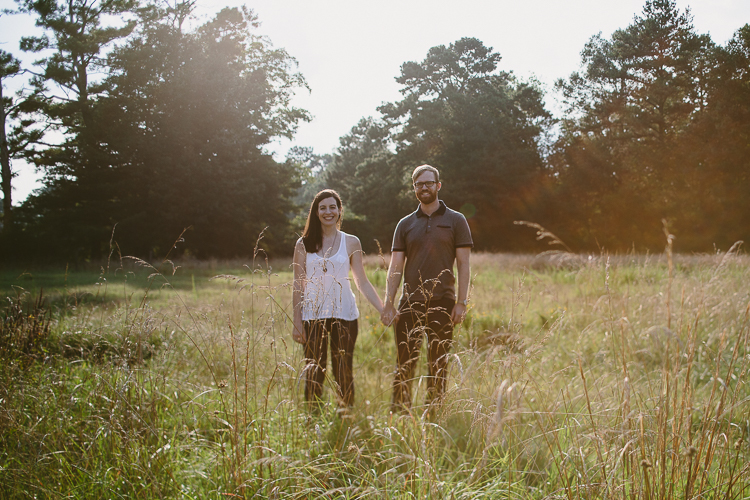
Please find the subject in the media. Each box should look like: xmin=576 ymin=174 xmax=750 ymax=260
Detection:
xmin=292 ymin=165 xmax=473 ymax=412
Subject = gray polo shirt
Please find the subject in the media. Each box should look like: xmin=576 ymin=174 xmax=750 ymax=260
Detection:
xmin=392 ymin=200 xmax=473 ymax=303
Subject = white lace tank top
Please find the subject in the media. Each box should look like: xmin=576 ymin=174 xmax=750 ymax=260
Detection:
xmin=302 ymin=231 xmax=359 ymax=321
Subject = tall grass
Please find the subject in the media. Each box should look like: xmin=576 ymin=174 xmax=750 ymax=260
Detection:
xmin=1 ymin=241 xmax=748 ymax=498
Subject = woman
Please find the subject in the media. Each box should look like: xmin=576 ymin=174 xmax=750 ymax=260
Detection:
xmin=292 ymin=189 xmax=383 ymax=408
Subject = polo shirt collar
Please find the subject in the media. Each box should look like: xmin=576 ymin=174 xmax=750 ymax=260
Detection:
xmin=416 ymin=200 xmax=447 ymax=218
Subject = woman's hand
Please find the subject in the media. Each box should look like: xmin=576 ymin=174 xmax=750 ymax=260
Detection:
xmin=381 ymin=302 xmax=399 ymax=326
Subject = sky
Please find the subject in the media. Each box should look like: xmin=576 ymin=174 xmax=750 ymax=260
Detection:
xmin=2 ymin=0 xmax=749 ymax=202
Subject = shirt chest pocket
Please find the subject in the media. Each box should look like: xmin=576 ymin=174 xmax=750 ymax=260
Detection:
xmin=434 ymin=224 xmax=454 ymax=245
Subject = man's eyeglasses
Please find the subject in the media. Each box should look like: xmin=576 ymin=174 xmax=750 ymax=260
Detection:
xmin=413 ymin=181 xmax=437 ymax=189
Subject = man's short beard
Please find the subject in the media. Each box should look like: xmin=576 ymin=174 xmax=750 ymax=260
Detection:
xmin=418 ymin=190 xmax=437 ymax=204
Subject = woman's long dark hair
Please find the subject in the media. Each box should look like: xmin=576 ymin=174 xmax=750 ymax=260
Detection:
xmin=302 ymin=189 xmax=343 ymax=253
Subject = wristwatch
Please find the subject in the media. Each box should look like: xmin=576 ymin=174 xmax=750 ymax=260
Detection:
xmin=459 ymin=299 xmax=469 ymax=306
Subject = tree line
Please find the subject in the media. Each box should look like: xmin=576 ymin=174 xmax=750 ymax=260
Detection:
xmin=1 ymin=0 xmax=749 ymax=262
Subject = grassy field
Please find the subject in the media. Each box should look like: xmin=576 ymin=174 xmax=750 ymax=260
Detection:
xmin=1 ymin=248 xmax=749 ymax=498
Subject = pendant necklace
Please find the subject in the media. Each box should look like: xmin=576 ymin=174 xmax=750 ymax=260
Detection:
xmin=322 ymin=231 xmax=339 ymax=273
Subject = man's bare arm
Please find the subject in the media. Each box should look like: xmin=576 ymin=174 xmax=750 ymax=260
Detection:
xmin=381 ymin=251 xmax=405 ymax=326
xmin=451 ymin=247 xmax=471 ymax=324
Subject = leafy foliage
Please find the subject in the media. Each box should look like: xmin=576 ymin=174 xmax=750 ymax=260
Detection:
xmin=324 ymin=117 xmax=407 ymax=252
xmin=674 ymin=24 xmax=750 ymax=250
xmin=325 ymin=38 xmax=550 ymax=252
xmin=4 ymin=0 xmax=750 ymax=256
xmin=0 ymin=48 xmax=46 ymax=235
xmin=93 ymin=5 xmax=309 ymax=257
xmin=548 ymin=0 xmax=747 ymax=251
xmin=11 ymin=1 xmax=310 ymax=261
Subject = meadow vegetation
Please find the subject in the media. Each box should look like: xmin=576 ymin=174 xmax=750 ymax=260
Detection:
xmin=1 ymin=246 xmax=749 ymax=498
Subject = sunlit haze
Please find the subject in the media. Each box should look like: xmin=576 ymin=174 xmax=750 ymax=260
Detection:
xmin=2 ymin=0 xmax=749 ymax=202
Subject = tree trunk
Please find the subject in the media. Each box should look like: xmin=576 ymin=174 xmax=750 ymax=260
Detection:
xmin=0 ymin=81 xmax=12 ymax=232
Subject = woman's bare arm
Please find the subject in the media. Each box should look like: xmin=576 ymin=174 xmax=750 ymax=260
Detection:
xmin=292 ymin=238 xmax=307 ymax=343
xmin=348 ymin=235 xmax=384 ymax=314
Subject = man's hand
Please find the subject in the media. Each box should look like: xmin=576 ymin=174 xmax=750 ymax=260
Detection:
xmin=381 ymin=302 xmax=399 ymax=326
xmin=453 ymin=247 xmax=471 ymax=325
xmin=292 ymin=319 xmax=306 ymax=344
xmin=451 ymin=302 xmax=467 ymax=325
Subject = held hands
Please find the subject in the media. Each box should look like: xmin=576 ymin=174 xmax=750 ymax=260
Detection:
xmin=380 ymin=302 xmax=399 ymax=327
xmin=380 ymin=302 xmax=464 ymax=325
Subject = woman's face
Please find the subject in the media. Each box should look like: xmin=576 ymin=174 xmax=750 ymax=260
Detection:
xmin=317 ymin=197 xmax=340 ymax=228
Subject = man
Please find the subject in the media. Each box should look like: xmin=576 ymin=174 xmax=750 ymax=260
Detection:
xmin=381 ymin=164 xmax=473 ymax=412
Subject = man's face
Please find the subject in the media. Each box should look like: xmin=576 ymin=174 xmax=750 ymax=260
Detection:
xmin=413 ymin=170 xmax=440 ymax=205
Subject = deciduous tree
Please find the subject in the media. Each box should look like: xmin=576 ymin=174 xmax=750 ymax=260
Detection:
xmin=90 ymin=4 xmax=309 ymax=257
xmin=552 ymin=0 xmax=714 ymax=250
xmin=12 ymin=2 xmax=310 ymax=260
xmin=379 ymin=37 xmax=550 ymax=249
xmin=673 ymin=24 xmax=750 ymax=249
xmin=324 ymin=117 xmax=406 ymax=252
